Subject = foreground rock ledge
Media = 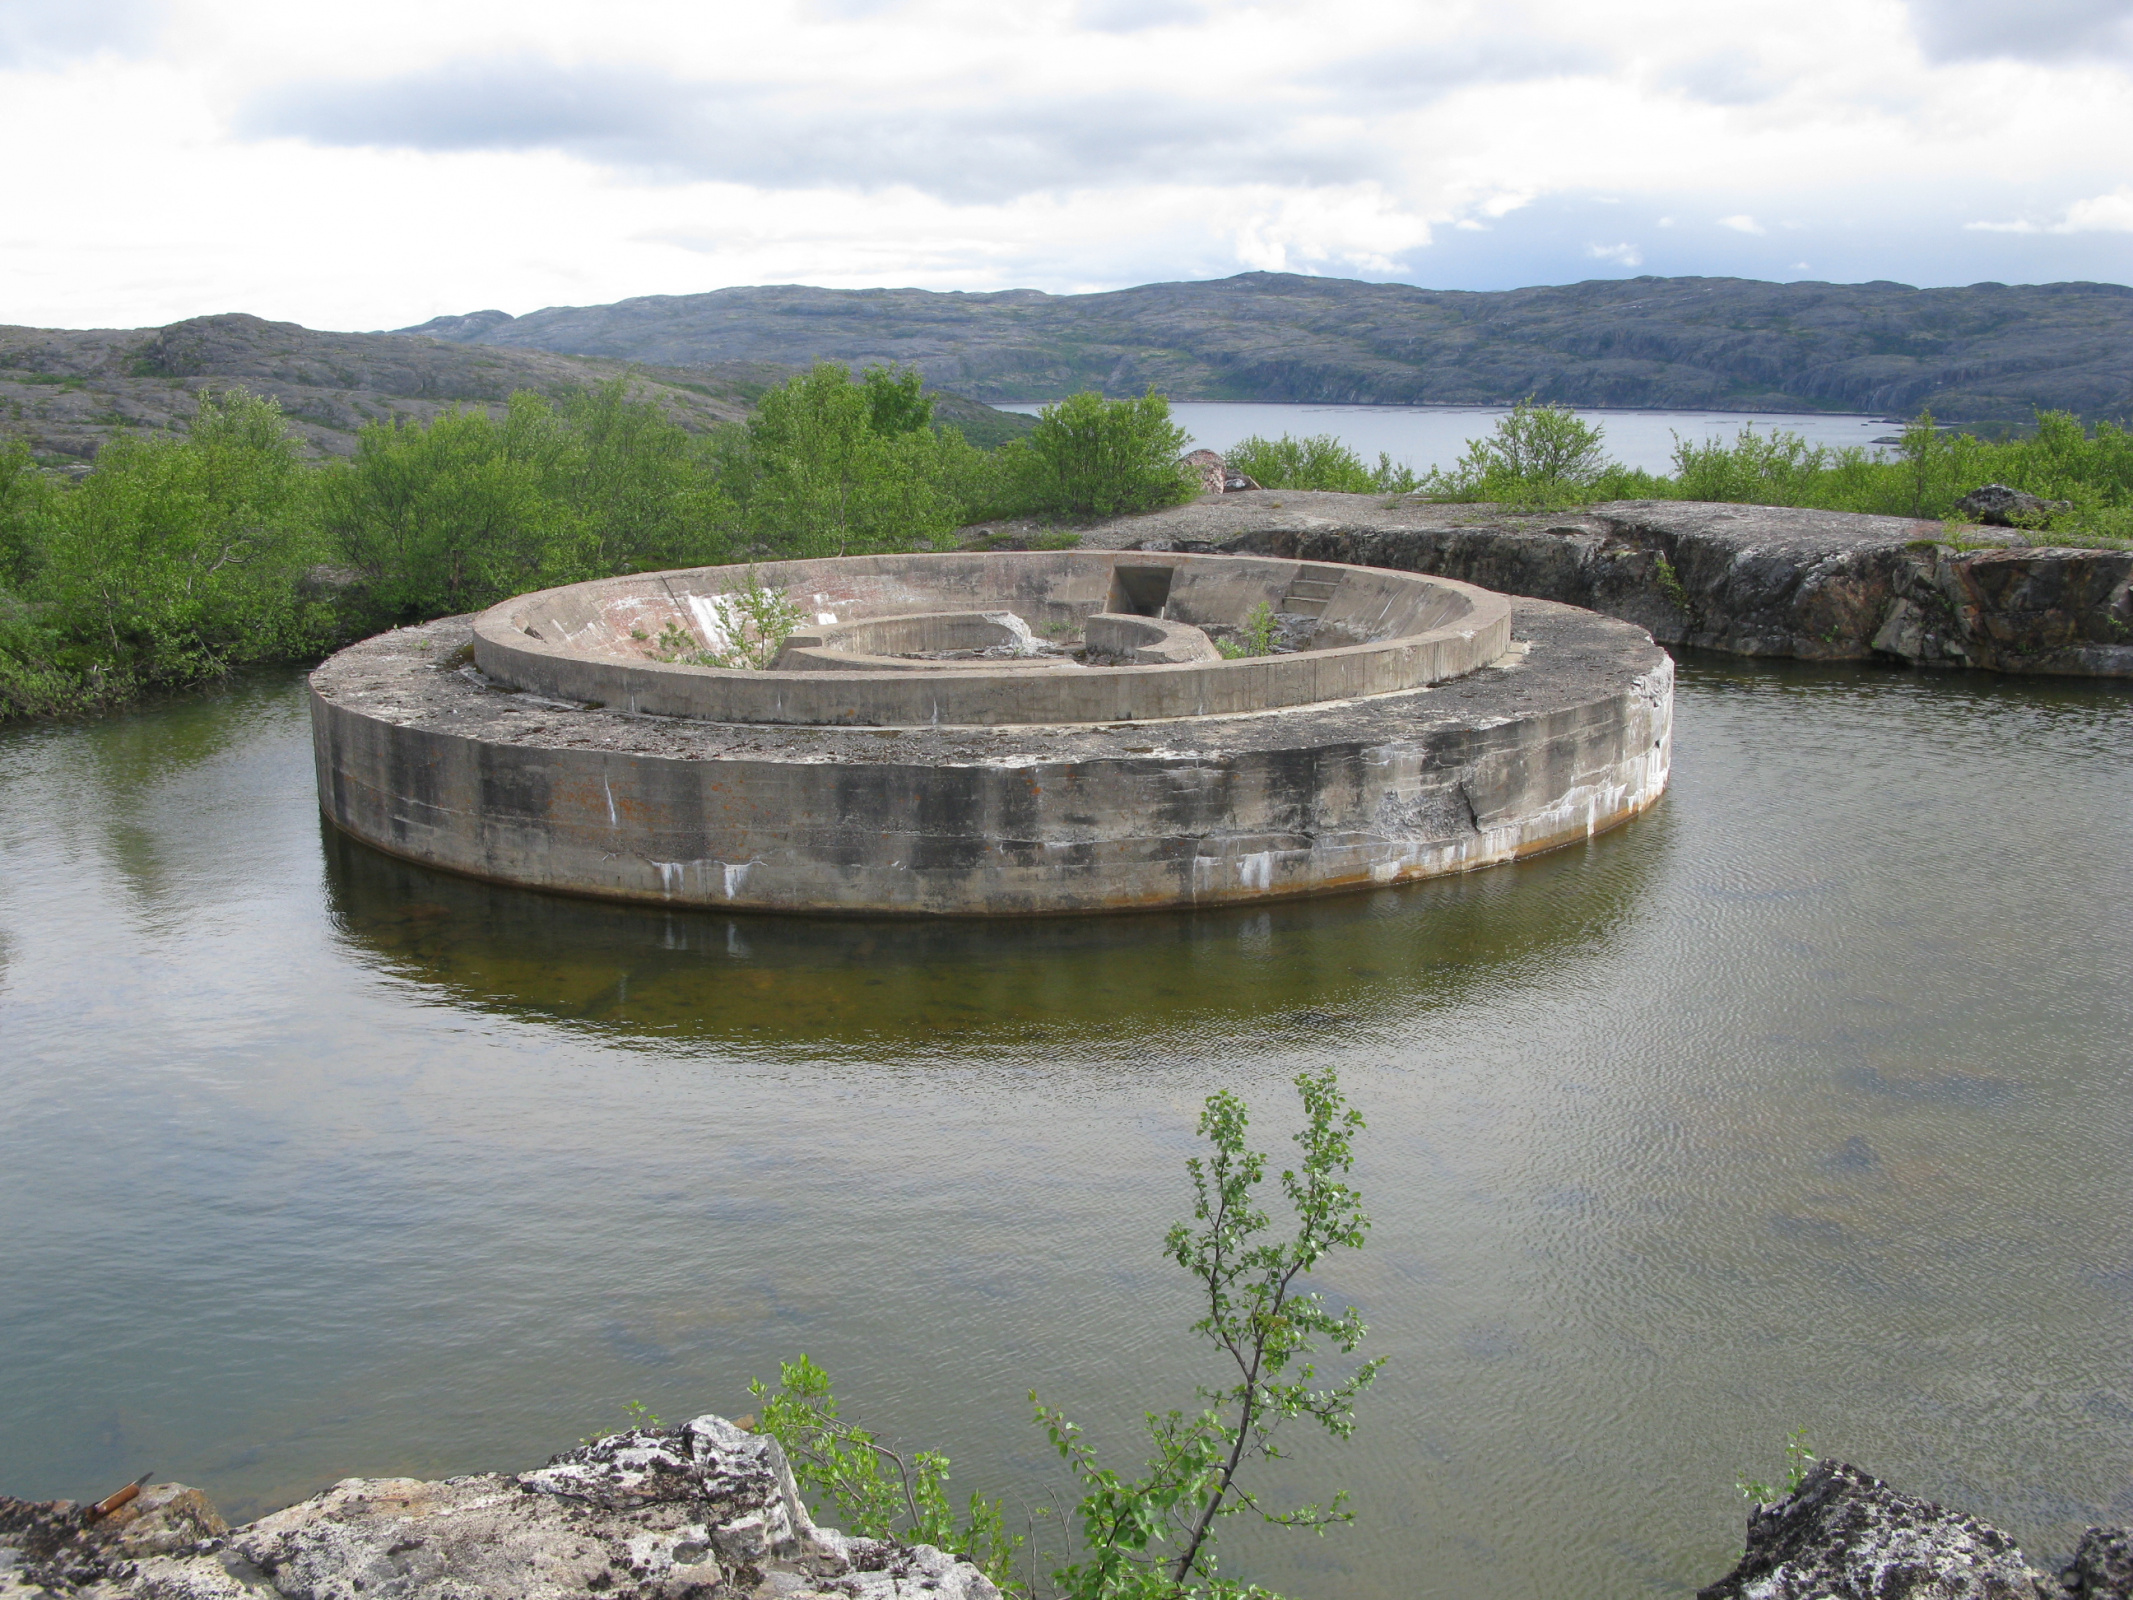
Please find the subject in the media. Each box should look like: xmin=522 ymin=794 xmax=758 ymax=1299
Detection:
xmin=0 ymin=1415 xmax=1000 ymax=1599
xmin=1697 ymin=1462 xmax=2131 ymax=1600
xmin=7 ymin=1443 xmax=2129 ymax=1600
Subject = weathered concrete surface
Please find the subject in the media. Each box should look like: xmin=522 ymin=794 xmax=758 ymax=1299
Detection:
xmin=1071 ymin=493 xmax=2133 ymax=677
xmin=1697 ymin=1461 xmax=2133 ymax=1600
xmin=1 ymin=1415 xmax=1001 ymax=1599
xmin=475 ymin=551 xmax=1512 ymax=726
xmin=311 ymin=596 xmax=1671 ymax=916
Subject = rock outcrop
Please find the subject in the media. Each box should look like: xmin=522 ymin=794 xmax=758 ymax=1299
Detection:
xmin=0 ymin=1416 xmax=1001 ymax=1600
xmin=1697 ymin=1462 xmax=2132 ymax=1600
xmin=1957 ymin=484 xmax=2077 ymax=527
xmin=1068 ymin=492 xmax=2133 ymax=677
xmin=1180 ymin=449 xmax=1261 ymax=496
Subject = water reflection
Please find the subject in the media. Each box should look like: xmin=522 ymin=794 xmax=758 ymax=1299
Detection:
xmin=321 ymin=809 xmax=1668 ymax=1051
xmin=0 ymin=673 xmax=302 ymax=913
xmin=4 ymin=658 xmax=2131 ymax=1600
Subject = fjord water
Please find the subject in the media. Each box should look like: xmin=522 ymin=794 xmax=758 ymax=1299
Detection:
xmin=2 ymin=661 xmax=2130 ymax=1600
xmin=998 ymin=401 xmax=1900 ymax=475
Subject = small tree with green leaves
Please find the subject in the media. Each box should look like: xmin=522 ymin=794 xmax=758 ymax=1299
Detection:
xmin=738 ymin=363 xmax=973 ymax=557
xmin=647 ymin=568 xmax=806 ymax=670
xmin=748 ymin=1355 xmax=1021 ymax=1592
xmin=744 ymin=1070 xmax=1376 ymax=1600
xmin=861 ymin=365 xmax=937 ymax=437
xmin=1422 ymin=399 xmax=1612 ymax=506
xmin=1003 ymin=391 xmax=1198 ymax=519
xmin=0 ymin=436 xmax=53 ymax=592
xmin=321 ymin=393 xmax=585 ymax=619
xmin=1226 ymin=435 xmax=1416 ymax=495
xmin=1214 ymin=601 xmax=1278 ymax=659
xmin=1737 ymin=1429 xmax=1818 ymax=1506
xmin=554 ymin=378 xmax=737 ymax=575
xmin=32 ymin=389 xmax=330 ymax=692
xmin=1035 ymin=1067 xmax=1381 ymax=1599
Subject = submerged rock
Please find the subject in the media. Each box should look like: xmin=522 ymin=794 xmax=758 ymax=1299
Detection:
xmin=1697 ymin=1460 xmax=2132 ymax=1600
xmin=0 ymin=1415 xmax=1001 ymax=1599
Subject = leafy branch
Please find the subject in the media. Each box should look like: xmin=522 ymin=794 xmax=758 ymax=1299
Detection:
xmin=1036 ymin=1067 xmax=1382 ymax=1599
xmin=748 ymin=1354 xmax=1022 ymax=1592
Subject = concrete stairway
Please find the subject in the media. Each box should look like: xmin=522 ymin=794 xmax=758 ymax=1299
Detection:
xmin=1276 ymin=564 xmax=1347 ymax=617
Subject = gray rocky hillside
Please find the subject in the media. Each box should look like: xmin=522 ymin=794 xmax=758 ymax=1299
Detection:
xmin=0 ymin=313 xmax=1029 ymax=465
xmin=401 ymin=271 xmax=2133 ymax=424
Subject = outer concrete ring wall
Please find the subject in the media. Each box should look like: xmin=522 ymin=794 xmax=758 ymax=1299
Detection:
xmin=312 ymin=600 xmax=1673 ymax=917
xmin=471 ymin=552 xmax=1512 ymax=727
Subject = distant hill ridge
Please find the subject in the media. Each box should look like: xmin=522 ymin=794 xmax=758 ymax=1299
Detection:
xmin=0 ymin=312 xmax=1027 ymax=464
xmin=401 ymin=271 xmax=2133 ymax=425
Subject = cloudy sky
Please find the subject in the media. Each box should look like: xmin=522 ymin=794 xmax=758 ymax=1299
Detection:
xmin=4 ymin=0 xmax=2131 ymax=331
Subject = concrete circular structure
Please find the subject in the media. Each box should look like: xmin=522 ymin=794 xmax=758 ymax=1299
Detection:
xmin=310 ymin=551 xmax=1674 ymax=915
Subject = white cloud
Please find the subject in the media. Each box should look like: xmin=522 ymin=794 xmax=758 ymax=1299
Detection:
xmin=0 ymin=0 xmax=2128 ymax=330
xmin=2063 ymin=187 xmax=2133 ymax=230
xmin=1967 ymin=186 xmax=2133 ymax=233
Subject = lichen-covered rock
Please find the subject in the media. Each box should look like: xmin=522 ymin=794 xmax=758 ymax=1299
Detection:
xmin=1957 ymin=485 xmax=2074 ymax=527
xmin=1183 ymin=448 xmax=1228 ymax=496
xmin=1 ymin=1416 xmax=1000 ymax=1600
xmin=1095 ymin=493 xmax=2133 ymax=676
xmin=2062 ymin=1526 xmax=2133 ymax=1599
xmin=1698 ymin=1461 xmax=2066 ymax=1600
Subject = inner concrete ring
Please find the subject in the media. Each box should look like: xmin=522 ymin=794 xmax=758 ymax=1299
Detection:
xmin=472 ymin=551 xmax=1514 ymax=727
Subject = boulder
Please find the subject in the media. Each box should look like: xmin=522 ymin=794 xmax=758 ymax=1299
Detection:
xmin=0 ymin=1415 xmax=1002 ymax=1600
xmin=1957 ymin=484 xmax=2074 ymax=527
xmin=1183 ymin=448 xmax=1227 ymax=496
xmin=2063 ymin=1527 xmax=2133 ymax=1599
xmin=1696 ymin=1460 xmax=2130 ymax=1600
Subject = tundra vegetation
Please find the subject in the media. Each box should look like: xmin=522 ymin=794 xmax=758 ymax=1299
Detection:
xmin=4 ymin=377 xmax=2130 ymax=721
xmin=1234 ymin=402 xmax=2133 ymax=542
xmin=746 ymin=1067 xmax=1380 ymax=1600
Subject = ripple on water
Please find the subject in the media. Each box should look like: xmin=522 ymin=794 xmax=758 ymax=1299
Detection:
xmin=0 ymin=658 xmax=2128 ymax=1598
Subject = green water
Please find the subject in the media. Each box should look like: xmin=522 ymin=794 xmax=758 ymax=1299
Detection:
xmin=1 ymin=658 xmax=2128 ymax=1597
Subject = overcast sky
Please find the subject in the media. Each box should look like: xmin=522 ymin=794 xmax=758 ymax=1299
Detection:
xmin=4 ymin=0 xmax=2131 ymax=331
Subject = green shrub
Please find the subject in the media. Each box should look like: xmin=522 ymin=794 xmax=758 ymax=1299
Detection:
xmin=996 ymin=391 xmax=1197 ymax=519
xmin=554 ymin=380 xmax=738 ymax=575
xmin=1215 ymin=600 xmax=1278 ymax=658
xmin=735 ymin=362 xmax=975 ymax=556
xmin=751 ymin=1068 xmax=1377 ymax=1600
xmin=647 ymin=568 xmax=806 ymax=670
xmin=1612 ymin=411 xmax=2133 ymax=545
xmin=19 ymin=391 xmax=332 ymax=708
xmin=321 ymin=395 xmax=584 ymax=620
xmin=749 ymin=1355 xmax=1020 ymax=1592
xmin=1226 ymin=434 xmax=1416 ymax=494
xmin=0 ymin=436 xmax=54 ymax=589
xmin=1420 ymin=400 xmax=1612 ymax=507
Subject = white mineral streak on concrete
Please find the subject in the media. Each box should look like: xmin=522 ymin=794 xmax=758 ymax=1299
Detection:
xmin=603 ymin=775 xmax=617 ymax=826
xmin=685 ymin=592 xmax=741 ymax=655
